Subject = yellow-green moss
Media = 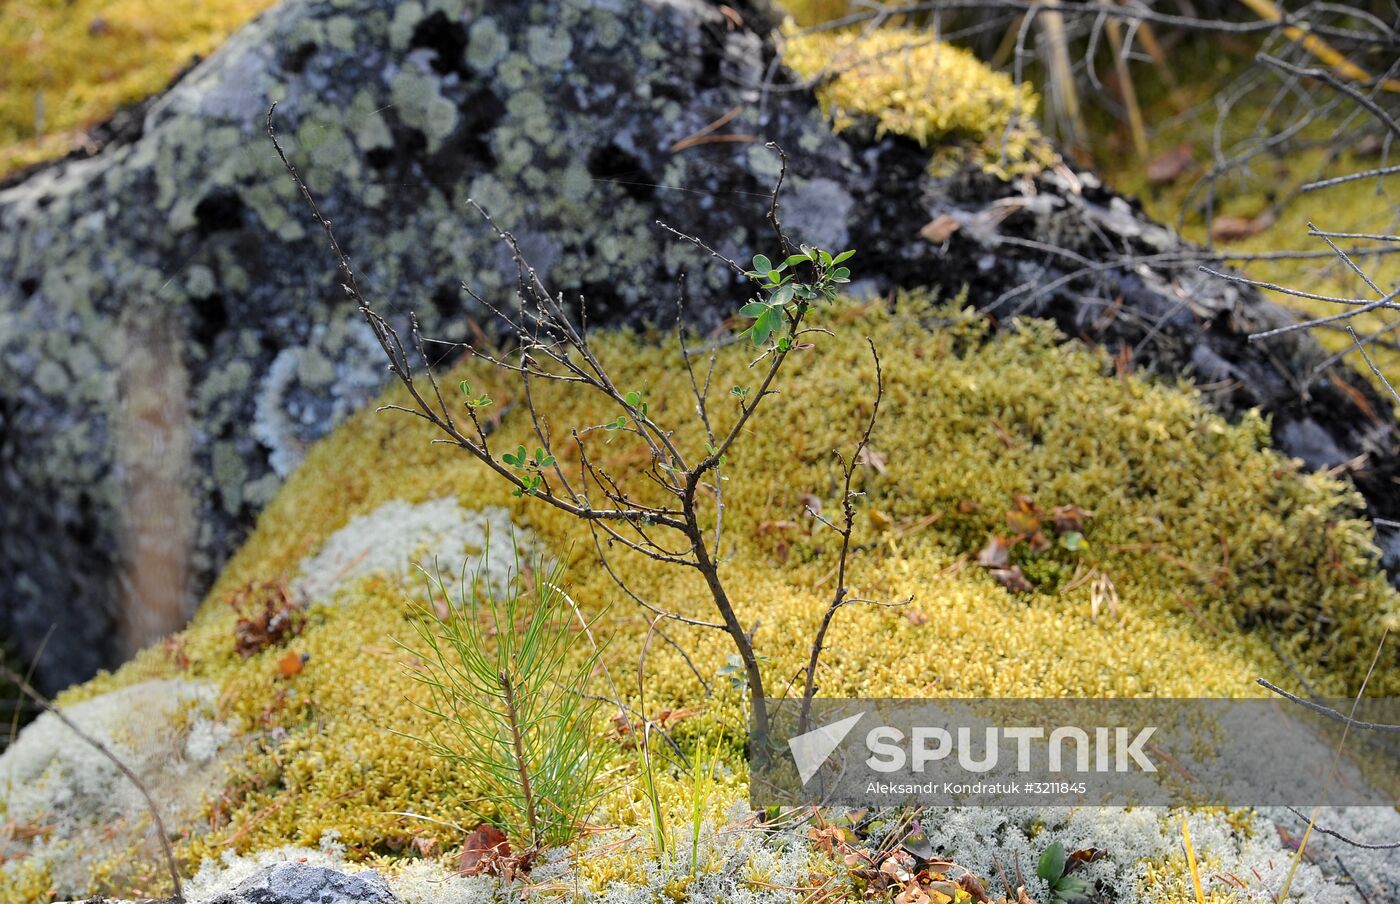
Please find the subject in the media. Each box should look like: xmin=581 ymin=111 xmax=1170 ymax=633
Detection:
xmin=0 ymin=0 xmax=278 ymax=178
xmin=33 ymin=299 xmax=1400 ymax=899
xmin=781 ymin=26 xmax=1058 ymax=178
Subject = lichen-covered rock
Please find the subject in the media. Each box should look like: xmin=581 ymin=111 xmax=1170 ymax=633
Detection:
xmin=2 ymin=0 xmax=1395 ymax=704
xmin=0 ymin=0 xmax=861 ymax=693
xmin=206 ymin=862 xmax=401 ymax=904
xmin=0 ymin=679 xmax=232 ymax=895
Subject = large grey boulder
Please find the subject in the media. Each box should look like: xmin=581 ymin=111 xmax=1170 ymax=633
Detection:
xmin=0 ymin=0 xmax=859 ymax=692
xmin=1 ymin=0 xmax=1395 ymax=694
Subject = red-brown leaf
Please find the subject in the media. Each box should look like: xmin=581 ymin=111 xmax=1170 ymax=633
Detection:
xmin=460 ymin=825 xmax=511 ymax=876
xmin=920 ymin=215 xmax=961 ymax=244
xmin=1209 ymin=210 xmax=1276 ymax=243
xmin=1146 ymin=142 xmax=1194 ymax=184
xmin=1051 ymin=504 xmax=1094 ymax=534
xmin=958 ymin=873 xmax=992 ymax=903
xmin=989 ymin=566 xmax=1033 ymax=593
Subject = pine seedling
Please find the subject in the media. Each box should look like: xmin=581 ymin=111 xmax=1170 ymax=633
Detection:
xmin=403 ymin=546 xmax=604 ymax=852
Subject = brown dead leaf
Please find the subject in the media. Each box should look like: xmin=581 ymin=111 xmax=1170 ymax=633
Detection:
xmin=800 ymin=493 xmax=824 ymax=518
xmin=976 ymin=535 xmax=1013 ymax=569
xmin=655 ymin=706 xmax=702 ymax=730
xmin=277 ymin=651 xmax=305 ymax=677
xmin=1353 ymin=133 xmax=1385 ymax=157
xmin=1146 ymin=142 xmax=1194 ymax=184
xmin=895 ymin=884 xmax=932 ymax=904
xmin=807 ymin=824 xmax=855 ymax=856
xmin=1025 ymin=531 xmax=1052 ymax=555
xmin=460 ymin=824 xmax=511 ymax=876
xmin=1328 ymin=373 xmax=1378 ymax=423
xmin=1005 ymin=495 xmax=1044 ymax=536
xmin=228 ymin=580 xmax=305 ymax=658
xmin=1209 ymin=210 xmax=1276 ymax=243
xmin=1051 ymin=504 xmax=1094 ymax=534
xmin=164 ymin=636 xmax=191 ymax=670
xmin=920 ymin=215 xmax=961 ymax=244
xmin=989 ymin=566 xmax=1033 ymax=593
xmin=905 ymin=609 xmax=930 ymax=626
xmin=958 ymin=873 xmax=992 ymax=903
xmin=1065 ymin=847 xmax=1106 ymax=873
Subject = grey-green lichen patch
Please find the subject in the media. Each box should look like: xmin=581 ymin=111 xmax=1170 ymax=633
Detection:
xmin=466 ymin=16 xmax=510 ymax=71
xmin=291 ymin=499 xmax=532 ymax=605
xmin=526 ymin=25 xmax=573 ymax=68
xmin=0 ymin=679 xmax=233 ymax=894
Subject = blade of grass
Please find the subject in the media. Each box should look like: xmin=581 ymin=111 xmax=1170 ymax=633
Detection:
xmin=1181 ymin=814 xmax=1205 ymax=904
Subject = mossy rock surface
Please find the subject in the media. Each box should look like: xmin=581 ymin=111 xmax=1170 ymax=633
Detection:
xmin=5 ymin=302 xmax=1397 ymax=902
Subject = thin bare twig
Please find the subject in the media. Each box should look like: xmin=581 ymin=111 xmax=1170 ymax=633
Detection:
xmin=0 ymin=663 xmax=184 ymax=902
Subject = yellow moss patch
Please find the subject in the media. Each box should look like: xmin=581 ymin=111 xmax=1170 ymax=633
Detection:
xmin=0 ymin=0 xmax=278 ymax=178
xmin=782 ymin=26 xmax=1058 ymax=178
xmin=41 ymin=300 xmax=1399 ymax=899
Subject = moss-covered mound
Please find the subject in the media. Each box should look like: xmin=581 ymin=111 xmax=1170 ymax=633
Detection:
xmin=5 ymin=300 xmax=1396 ymax=901
xmin=782 ymin=26 xmax=1057 ymax=177
xmin=0 ymin=0 xmax=279 ymax=178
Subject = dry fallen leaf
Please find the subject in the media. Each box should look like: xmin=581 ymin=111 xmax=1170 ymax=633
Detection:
xmin=655 ymin=706 xmax=701 ymax=729
xmin=976 ymin=535 xmax=1013 ymax=569
xmin=1051 ymin=504 xmax=1094 ymax=534
xmin=1066 ymin=847 xmax=1107 ymax=872
xmin=1209 ymin=210 xmax=1275 ymax=243
xmin=905 ymin=609 xmax=930 ymax=626
xmin=869 ymin=509 xmax=894 ymax=531
xmin=800 ymin=493 xmax=824 ymax=518
xmin=858 ymin=447 xmax=888 ymax=474
xmin=1146 ymin=142 xmax=1194 ymax=184
xmin=958 ymin=873 xmax=992 ymax=903
xmin=989 ymin=566 xmax=1033 ymax=593
xmin=278 ymin=651 xmax=305 ymax=677
xmin=1005 ymin=495 xmax=1043 ymax=536
xmin=228 ymin=579 xmax=305 ymax=658
xmin=460 ymin=825 xmax=511 ymax=876
xmin=919 ymin=214 xmax=961 ymax=244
